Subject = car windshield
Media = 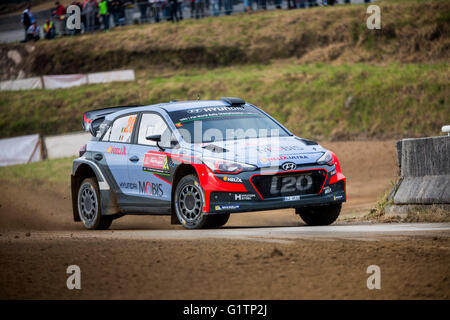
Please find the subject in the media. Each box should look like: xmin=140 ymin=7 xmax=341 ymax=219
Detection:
xmin=168 ymin=105 xmax=290 ymax=144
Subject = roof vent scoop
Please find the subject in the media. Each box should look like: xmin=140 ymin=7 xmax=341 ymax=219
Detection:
xmin=202 ymin=144 xmax=228 ymax=153
xmin=220 ymin=97 xmax=245 ymax=106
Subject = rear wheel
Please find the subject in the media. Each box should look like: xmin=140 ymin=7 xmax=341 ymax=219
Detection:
xmin=174 ymin=175 xmax=226 ymax=229
xmin=296 ymin=203 xmax=341 ymax=226
xmin=77 ymin=178 xmax=113 ymax=230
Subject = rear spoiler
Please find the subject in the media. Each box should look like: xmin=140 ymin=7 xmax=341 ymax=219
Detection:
xmin=82 ymin=105 xmax=143 ymax=136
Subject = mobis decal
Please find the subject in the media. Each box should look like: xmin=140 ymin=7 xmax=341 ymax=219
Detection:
xmin=107 ymin=145 xmax=126 ymax=155
xmin=143 ymin=152 xmax=170 ymax=175
xmin=138 ymin=181 xmax=164 ymax=197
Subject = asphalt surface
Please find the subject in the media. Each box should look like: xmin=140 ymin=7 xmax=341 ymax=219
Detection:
xmin=3 ymin=223 xmax=449 ymax=243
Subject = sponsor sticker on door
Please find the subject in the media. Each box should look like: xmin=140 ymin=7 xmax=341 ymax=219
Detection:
xmin=143 ymin=152 xmax=170 ymax=175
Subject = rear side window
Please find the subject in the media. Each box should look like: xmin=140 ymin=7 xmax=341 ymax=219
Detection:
xmin=109 ymin=114 xmax=137 ymax=143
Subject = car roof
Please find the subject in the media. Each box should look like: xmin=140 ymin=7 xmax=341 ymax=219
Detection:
xmin=104 ymin=100 xmax=236 ymax=121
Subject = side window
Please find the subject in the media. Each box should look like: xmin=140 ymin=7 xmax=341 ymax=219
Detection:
xmin=138 ymin=113 xmax=171 ymax=146
xmin=109 ymin=114 xmax=137 ymax=143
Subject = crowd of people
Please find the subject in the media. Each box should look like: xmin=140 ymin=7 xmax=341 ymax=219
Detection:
xmin=20 ymin=0 xmax=371 ymax=42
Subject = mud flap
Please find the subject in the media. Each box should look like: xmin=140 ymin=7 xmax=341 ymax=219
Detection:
xmin=71 ymin=175 xmax=81 ymax=222
xmin=171 ymin=209 xmax=181 ymax=224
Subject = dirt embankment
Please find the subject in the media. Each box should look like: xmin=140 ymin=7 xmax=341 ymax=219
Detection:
xmin=1 ymin=0 xmax=449 ymax=79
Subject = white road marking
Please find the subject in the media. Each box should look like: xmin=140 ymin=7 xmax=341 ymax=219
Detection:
xmin=2 ymin=223 xmax=450 ymax=243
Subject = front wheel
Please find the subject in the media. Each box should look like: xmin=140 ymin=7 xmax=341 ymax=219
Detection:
xmin=77 ymin=178 xmax=112 ymax=230
xmin=296 ymin=203 xmax=342 ymax=226
xmin=174 ymin=175 xmax=227 ymax=229
xmin=205 ymin=213 xmax=230 ymax=228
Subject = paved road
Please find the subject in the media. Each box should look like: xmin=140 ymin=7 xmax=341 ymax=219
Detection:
xmin=3 ymin=223 xmax=450 ymax=243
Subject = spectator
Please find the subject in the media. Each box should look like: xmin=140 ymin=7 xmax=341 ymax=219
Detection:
xmin=124 ymin=1 xmax=135 ymax=25
xmin=259 ymin=0 xmax=267 ymax=10
xmin=162 ymin=0 xmax=170 ymax=21
xmin=53 ymin=1 xmax=66 ymax=36
xmin=54 ymin=2 xmax=66 ymax=15
xmin=177 ymin=0 xmax=183 ymax=20
xmin=83 ymin=0 xmax=98 ymax=33
xmin=98 ymin=0 xmax=111 ymax=30
xmin=21 ymin=4 xmax=34 ymax=43
xmin=287 ymin=0 xmax=296 ymax=9
xmin=138 ymin=0 xmax=148 ymax=23
xmin=150 ymin=0 xmax=162 ymax=22
xmin=27 ymin=21 xmax=40 ymax=41
xmin=244 ymin=0 xmax=252 ymax=13
xmin=169 ymin=0 xmax=178 ymax=22
xmin=190 ymin=0 xmax=195 ymax=19
xmin=195 ymin=0 xmax=204 ymax=19
xmin=211 ymin=0 xmax=219 ymax=16
xmin=111 ymin=0 xmax=122 ymax=26
xmin=274 ymin=0 xmax=281 ymax=9
xmin=71 ymin=1 xmax=83 ymax=34
xmin=43 ymin=19 xmax=55 ymax=39
xmin=223 ymin=0 xmax=232 ymax=15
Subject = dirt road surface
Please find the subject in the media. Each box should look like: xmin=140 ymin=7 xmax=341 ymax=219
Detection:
xmin=1 ymin=140 xmax=449 ymax=299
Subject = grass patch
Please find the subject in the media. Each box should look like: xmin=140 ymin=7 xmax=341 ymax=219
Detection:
xmin=0 ymin=0 xmax=449 ymax=79
xmin=402 ymin=205 xmax=450 ymax=222
xmin=0 ymin=62 xmax=448 ymax=140
xmin=0 ymin=157 xmax=74 ymax=186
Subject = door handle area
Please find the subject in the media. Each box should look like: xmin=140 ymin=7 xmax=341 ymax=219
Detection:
xmin=129 ymin=155 xmax=139 ymax=162
xmin=94 ymin=153 xmax=103 ymax=161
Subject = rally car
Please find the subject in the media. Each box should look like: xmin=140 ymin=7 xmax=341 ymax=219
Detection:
xmin=71 ymin=97 xmax=346 ymax=229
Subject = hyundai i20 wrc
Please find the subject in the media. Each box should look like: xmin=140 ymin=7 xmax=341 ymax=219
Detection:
xmin=72 ymin=97 xmax=346 ymax=229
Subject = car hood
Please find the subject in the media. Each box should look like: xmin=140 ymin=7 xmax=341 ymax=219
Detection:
xmin=187 ymin=136 xmax=327 ymax=168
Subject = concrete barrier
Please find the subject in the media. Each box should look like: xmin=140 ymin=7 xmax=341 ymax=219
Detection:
xmin=390 ymin=135 xmax=450 ymax=206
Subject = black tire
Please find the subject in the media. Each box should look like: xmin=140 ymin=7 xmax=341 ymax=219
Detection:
xmin=296 ymin=203 xmax=342 ymax=226
xmin=77 ymin=177 xmax=113 ymax=230
xmin=174 ymin=175 xmax=219 ymax=229
xmin=204 ymin=213 xmax=230 ymax=228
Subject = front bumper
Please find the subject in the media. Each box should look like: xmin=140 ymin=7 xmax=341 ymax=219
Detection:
xmin=202 ymin=164 xmax=346 ymax=214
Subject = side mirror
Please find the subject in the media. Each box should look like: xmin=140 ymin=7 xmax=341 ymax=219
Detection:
xmin=170 ymin=139 xmax=180 ymax=149
xmin=146 ymin=134 xmax=161 ymax=142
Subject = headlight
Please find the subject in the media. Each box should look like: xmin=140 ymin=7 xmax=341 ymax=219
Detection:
xmin=202 ymin=157 xmax=256 ymax=174
xmin=317 ymin=151 xmax=334 ymax=166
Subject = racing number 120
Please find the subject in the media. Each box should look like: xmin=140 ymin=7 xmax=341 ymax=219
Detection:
xmin=270 ymin=175 xmax=313 ymax=194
